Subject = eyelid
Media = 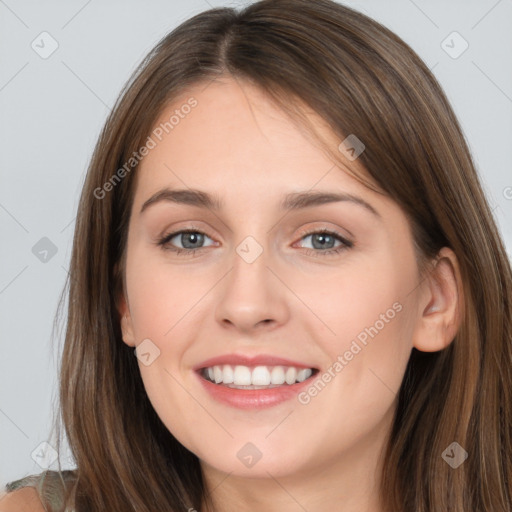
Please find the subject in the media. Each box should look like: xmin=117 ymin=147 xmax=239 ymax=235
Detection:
xmin=295 ymin=225 xmax=353 ymax=245
xmin=156 ymin=227 xmax=216 ymax=249
xmin=155 ymin=221 xmax=213 ymax=242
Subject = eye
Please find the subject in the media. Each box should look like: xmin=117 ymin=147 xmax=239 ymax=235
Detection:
xmin=156 ymin=227 xmax=353 ymax=257
xmin=295 ymin=228 xmax=353 ymax=257
xmin=156 ymin=229 xmax=216 ymax=256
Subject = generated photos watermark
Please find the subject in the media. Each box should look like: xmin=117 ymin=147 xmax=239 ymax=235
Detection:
xmin=298 ymin=301 xmax=403 ymax=405
xmin=93 ymin=97 xmax=198 ymax=200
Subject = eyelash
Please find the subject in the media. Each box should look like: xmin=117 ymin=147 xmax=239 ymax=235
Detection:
xmin=156 ymin=227 xmax=353 ymax=258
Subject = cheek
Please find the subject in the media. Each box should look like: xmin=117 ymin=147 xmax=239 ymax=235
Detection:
xmin=294 ymin=295 xmax=411 ymax=455
xmin=299 ymin=255 xmax=414 ymax=411
xmin=300 ymin=256 xmax=407 ymax=351
xmin=124 ymin=250 xmax=218 ymax=445
xmin=126 ymin=249 xmax=211 ymax=344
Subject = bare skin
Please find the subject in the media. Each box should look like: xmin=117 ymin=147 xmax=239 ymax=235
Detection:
xmin=0 ymin=487 xmax=45 ymax=512
xmin=118 ymin=76 xmax=462 ymax=512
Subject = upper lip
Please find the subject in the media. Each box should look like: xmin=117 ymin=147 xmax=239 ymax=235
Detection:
xmin=193 ymin=353 xmax=318 ymax=371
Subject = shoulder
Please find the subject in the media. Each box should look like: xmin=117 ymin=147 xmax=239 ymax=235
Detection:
xmin=1 ymin=470 xmax=77 ymax=512
xmin=0 ymin=486 xmax=45 ymax=511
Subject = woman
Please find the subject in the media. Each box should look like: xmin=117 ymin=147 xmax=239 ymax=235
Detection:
xmin=2 ymin=0 xmax=511 ymax=510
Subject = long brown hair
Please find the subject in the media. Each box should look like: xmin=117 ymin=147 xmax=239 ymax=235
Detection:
xmin=41 ymin=0 xmax=512 ymax=510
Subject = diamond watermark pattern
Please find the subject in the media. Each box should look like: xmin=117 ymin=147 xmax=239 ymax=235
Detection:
xmin=236 ymin=442 xmax=263 ymax=468
xmin=31 ymin=441 xmax=58 ymax=469
xmin=441 ymin=31 xmax=469 ymax=59
xmin=338 ymin=134 xmax=365 ymax=161
xmin=135 ymin=338 xmax=161 ymax=366
xmin=236 ymin=236 xmax=263 ymax=264
xmin=441 ymin=441 xmax=468 ymax=468
xmin=31 ymin=32 xmax=59 ymax=59
xmin=32 ymin=237 xmax=58 ymax=263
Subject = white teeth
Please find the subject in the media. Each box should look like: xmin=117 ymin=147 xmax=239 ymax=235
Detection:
xmin=251 ymin=366 xmax=270 ymax=386
xmin=285 ymin=367 xmax=297 ymax=385
xmin=213 ymin=366 xmax=223 ymax=384
xmin=270 ymin=366 xmax=286 ymax=385
xmin=296 ymin=368 xmax=313 ymax=382
xmin=233 ymin=365 xmax=252 ymax=385
xmin=202 ymin=364 xmax=315 ymax=386
xmin=222 ymin=364 xmax=234 ymax=384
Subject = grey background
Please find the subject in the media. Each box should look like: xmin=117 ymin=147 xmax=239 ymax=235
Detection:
xmin=1 ymin=0 xmax=511 ymax=487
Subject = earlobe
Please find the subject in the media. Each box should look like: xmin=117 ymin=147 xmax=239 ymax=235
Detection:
xmin=412 ymin=247 xmax=463 ymax=353
xmin=120 ymin=311 xmax=136 ymax=347
xmin=115 ymin=265 xmax=136 ymax=348
xmin=118 ymin=296 xmax=136 ymax=347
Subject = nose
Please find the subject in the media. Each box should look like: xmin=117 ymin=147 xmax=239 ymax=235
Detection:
xmin=214 ymin=241 xmax=290 ymax=334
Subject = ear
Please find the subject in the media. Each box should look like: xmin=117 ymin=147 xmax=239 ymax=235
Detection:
xmin=412 ymin=247 xmax=463 ymax=352
xmin=114 ymin=262 xmax=136 ymax=348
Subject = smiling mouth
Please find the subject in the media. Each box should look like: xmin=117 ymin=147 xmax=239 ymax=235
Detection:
xmin=199 ymin=364 xmax=320 ymax=389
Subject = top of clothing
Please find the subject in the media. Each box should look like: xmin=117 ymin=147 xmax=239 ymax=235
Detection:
xmin=3 ymin=470 xmax=77 ymax=512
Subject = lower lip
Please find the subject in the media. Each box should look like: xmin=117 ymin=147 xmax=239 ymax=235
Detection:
xmin=195 ymin=370 xmax=317 ymax=409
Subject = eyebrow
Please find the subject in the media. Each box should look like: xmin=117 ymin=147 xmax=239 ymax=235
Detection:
xmin=139 ymin=188 xmax=380 ymax=217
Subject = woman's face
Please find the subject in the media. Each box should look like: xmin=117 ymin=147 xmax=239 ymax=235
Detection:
xmin=118 ymin=77 xmax=426 ymax=481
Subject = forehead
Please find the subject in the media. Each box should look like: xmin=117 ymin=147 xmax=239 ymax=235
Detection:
xmin=131 ymin=77 xmax=375 ymax=211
